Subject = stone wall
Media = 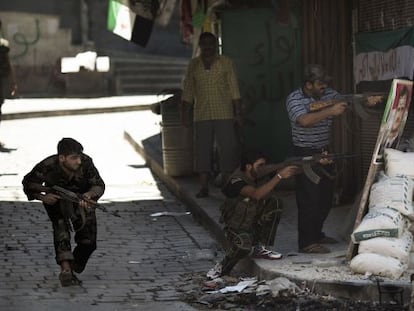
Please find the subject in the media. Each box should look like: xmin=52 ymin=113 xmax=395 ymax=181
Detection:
xmin=0 ymin=0 xmax=190 ymax=97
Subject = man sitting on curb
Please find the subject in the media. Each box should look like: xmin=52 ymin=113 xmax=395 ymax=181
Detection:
xmin=207 ymin=150 xmax=299 ymax=279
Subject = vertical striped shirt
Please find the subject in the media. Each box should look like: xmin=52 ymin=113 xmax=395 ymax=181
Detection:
xmin=286 ymin=87 xmax=340 ymax=148
xmin=182 ymin=55 xmax=241 ymax=122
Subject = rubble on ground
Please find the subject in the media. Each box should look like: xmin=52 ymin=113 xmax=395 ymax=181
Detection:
xmin=176 ymin=272 xmax=409 ymax=310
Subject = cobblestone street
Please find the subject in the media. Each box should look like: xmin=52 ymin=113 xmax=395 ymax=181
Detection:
xmin=0 ymin=105 xmax=217 ymax=311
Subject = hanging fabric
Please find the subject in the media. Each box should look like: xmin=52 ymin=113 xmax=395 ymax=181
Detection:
xmin=156 ymin=0 xmax=177 ymax=27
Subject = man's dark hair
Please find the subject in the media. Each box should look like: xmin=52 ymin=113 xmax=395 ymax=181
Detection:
xmin=57 ymin=138 xmax=83 ymax=155
xmin=199 ymin=32 xmax=217 ymax=43
xmin=303 ymin=64 xmax=331 ymax=84
xmin=240 ymin=149 xmax=267 ymax=171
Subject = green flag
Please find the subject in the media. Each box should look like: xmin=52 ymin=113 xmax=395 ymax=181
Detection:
xmin=107 ymin=0 xmax=136 ymax=41
xmin=354 ymin=27 xmax=414 ymax=83
xmin=107 ymin=0 xmax=157 ymax=47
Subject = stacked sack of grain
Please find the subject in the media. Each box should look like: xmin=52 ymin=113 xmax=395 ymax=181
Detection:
xmin=350 ymin=149 xmax=414 ymax=279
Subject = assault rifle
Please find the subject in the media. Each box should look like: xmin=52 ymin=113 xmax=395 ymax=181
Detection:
xmin=309 ymin=93 xmax=385 ymax=119
xmin=256 ymin=153 xmax=357 ymax=184
xmin=51 ymin=185 xmax=120 ymax=218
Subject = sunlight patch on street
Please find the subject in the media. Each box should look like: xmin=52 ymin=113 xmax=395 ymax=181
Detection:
xmin=0 ymin=106 xmax=165 ymax=203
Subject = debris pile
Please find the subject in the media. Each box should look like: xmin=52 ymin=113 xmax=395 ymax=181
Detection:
xmin=176 ymin=272 xmax=408 ymax=310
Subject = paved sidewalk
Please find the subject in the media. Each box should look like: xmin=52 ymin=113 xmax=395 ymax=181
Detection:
xmin=3 ymin=96 xmax=413 ymax=305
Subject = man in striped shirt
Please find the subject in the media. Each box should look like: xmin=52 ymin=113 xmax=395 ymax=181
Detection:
xmin=286 ymin=64 xmax=347 ymax=254
xmin=181 ymin=32 xmax=242 ymax=198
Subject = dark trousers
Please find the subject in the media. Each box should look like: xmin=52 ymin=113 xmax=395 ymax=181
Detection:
xmin=293 ymin=146 xmax=335 ymax=249
xmin=45 ymin=202 xmax=97 ymax=272
xmin=0 ymin=77 xmax=4 ymax=122
xmin=193 ymin=119 xmax=239 ymax=174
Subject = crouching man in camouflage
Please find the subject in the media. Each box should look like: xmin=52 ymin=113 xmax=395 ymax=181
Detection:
xmin=22 ymin=138 xmax=105 ymax=287
xmin=207 ymin=150 xmax=299 ymax=279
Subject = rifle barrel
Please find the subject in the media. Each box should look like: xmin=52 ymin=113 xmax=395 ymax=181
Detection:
xmin=256 ymin=153 xmax=357 ymax=179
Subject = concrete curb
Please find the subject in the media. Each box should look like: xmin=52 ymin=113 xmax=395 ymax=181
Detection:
xmin=3 ymin=104 xmax=152 ymax=120
xmin=124 ymin=130 xmax=227 ymax=247
xmin=253 ymin=262 xmax=411 ymax=303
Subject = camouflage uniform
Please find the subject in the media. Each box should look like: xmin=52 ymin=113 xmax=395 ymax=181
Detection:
xmin=22 ymin=154 xmax=105 ymax=272
xmin=219 ymin=169 xmax=282 ymax=275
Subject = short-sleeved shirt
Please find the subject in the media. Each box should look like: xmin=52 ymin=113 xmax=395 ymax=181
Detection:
xmin=222 ymin=169 xmax=256 ymax=198
xmin=182 ymin=55 xmax=241 ymax=122
xmin=223 ymin=176 xmax=247 ymax=198
xmin=286 ymin=87 xmax=340 ymax=148
xmin=22 ymin=154 xmax=105 ymax=202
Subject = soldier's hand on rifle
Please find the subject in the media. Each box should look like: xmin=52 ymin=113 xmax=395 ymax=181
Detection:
xmin=319 ymin=157 xmax=333 ymax=165
xmin=79 ymin=199 xmax=91 ymax=209
xmin=80 ymin=192 xmax=97 ymax=209
xmin=278 ymin=165 xmax=300 ymax=179
xmin=319 ymin=151 xmax=334 ymax=165
xmin=328 ymin=102 xmax=347 ymax=116
xmin=41 ymin=193 xmax=61 ymax=205
xmin=366 ymin=95 xmax=384 ymax=107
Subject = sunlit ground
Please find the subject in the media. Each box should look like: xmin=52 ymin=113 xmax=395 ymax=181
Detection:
xmin=0 ymin=96 xmax=166 ymax=203
xmin=2 ymin=95 xmax=171 ymax=114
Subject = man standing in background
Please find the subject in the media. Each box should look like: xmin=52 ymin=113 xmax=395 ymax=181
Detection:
xmin=0 ymin=19 xmax=17 ymax=151
xmin=181 ymin=32 xmax=242 ymax=198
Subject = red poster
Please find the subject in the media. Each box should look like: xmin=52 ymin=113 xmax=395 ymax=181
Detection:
xmin=373 ymin=79 xmax=413 ymax=163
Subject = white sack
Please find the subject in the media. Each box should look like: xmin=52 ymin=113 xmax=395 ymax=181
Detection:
xmin=351 ymin=207 xmax=405 ymax=243
xmin=409 ymin=252 xmax=414 ymax=269
xmin=358 ymin=231 xmax=413 ymax=263
xmin=384 ymin=148 xmax=414 ymax=179
xmin=369 ymin=173 xmax=414 ymax=216
xmin=350 ymin=253 xmax=406 ymax=279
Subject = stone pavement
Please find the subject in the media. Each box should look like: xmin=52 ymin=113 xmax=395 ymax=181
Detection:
xmin=0 ymin=102 xmax=217 ymax=311
xmin=0 ymin=195 xmax=215 ymax=311
xmin=2 ymin=96 xmax=413 ymax=306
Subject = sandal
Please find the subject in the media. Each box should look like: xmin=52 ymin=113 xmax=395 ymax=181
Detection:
xmin=318 ymin=236 xmax=338 ymax=244
xmin=299 ymin=243 xmax=330 ymax=254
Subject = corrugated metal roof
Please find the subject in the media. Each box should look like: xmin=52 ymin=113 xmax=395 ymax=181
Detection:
xmin=358 ymin=0 xmax=414 ymax=32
